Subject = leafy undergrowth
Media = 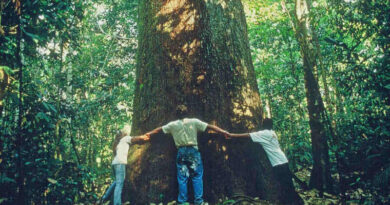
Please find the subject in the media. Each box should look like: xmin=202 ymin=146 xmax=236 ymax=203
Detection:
xmin=294 ymin=168 xmax=340 ymax=205
xmin=96 ymin=189 xmax=377 ymax=205
xmin=94 ymin=168 xmax=388 ymax=205
xmin=97 ymin=189 xmax=374 ymax=205
xmin=293 ymin=168 xmax=389 ymax=205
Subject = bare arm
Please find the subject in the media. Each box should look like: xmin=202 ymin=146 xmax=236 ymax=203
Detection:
xmin=228 ymin=133 xmax=251 ymax=138
xmin=206 ymin=124 xmax=229 ymax=136
xmin=132 ymin=127 xmax=163 ymax=144
xmin=131 ymin=134 xmax=150 ymax=144
xmin=145 ymin=127 xmax=163 ymax=137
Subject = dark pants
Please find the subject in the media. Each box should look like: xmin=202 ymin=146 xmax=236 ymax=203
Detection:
xmin=273 ymin=163 xmax=303 ymax=205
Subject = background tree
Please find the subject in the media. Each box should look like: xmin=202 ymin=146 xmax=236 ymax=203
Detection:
xmin=292 ymin=0 xmax=333 ymax=192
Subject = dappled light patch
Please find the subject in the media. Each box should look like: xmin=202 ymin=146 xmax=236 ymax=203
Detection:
xmin=128 ymin=144 xmax=149 ymax=176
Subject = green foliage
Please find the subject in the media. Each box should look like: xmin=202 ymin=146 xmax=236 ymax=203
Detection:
xmin=46 ymin=162 xmax=97 ymax=204
xmin=246 ymin=0 xmax=389 ymax=202
xmin=1 ymin=0 xmax=138 ymax=204
xmin=323 ymin=0 xmax=389 ymax=203
xmin=246 ymin=0 xmax=312 ymax=171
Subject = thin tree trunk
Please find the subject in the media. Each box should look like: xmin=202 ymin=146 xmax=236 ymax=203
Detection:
xmin=128 ymin=0 xmax=302 ymax=204
xmin=0 ymin=68 xmax=9 ymax=115
xmin=54 ymin=39 xmax=65 ymax=160
xmin=70 ymin=131 xmax=81 ymax=165
xmin=315 ymin=39 xmax=331 ymax=109
xmin=15 ymin=3 xmax=26 ymax=203
xmin=328 ymin=61 xmax=347 ymax=204
xmin=263 ymin=76 xmax=273 ymax=119
xmin=293 ymin=0 xmax=333 ymax=193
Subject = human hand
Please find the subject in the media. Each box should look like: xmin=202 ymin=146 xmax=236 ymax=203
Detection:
xmin=143 ymin=134 xmax=150 ymax=141
xmin=223 ymin=131 xmax=231 ymax=139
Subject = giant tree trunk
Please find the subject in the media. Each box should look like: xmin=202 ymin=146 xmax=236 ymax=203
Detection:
xmin=294 ymin=0 xmax=333 ymax=192
xmin=126 ymin=0 xmax=302 ymax=204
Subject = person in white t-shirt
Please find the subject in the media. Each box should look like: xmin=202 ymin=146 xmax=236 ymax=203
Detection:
xmin=99 ymin=130 xmax=150 ymax=205
xmin=227 ymin=118 xmax=303 ymax=205
xmin=145 ymin=105 xmax=228 ymax=205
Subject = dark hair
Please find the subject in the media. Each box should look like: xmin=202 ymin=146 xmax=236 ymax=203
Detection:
xmin=262 ymin=118 xmax=273 ymax=130
xmin=112 ymin=130 xmax=127 ymax=156
xmin=176 ymin=104 xmax=188 ymax=119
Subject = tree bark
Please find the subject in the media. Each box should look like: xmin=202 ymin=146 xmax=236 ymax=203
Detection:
xmin=293 ymin=0 xmax=333 ymax=192
xmin=126 ymin=0 xmax=302 ymax=204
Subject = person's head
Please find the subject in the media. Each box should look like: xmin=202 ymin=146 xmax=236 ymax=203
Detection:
xmin=112 ymin=130 xmax=127 ymax=155
xmin=262 ymin=118 xmax=273 ymax=130
xmin=176 ymin=104 xmax=188 ymax=119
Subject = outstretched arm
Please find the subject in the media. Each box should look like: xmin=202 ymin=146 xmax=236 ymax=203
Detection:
xmin=206 ymin=124 xmax=229 ymax=137
xmin=132 ymin=127 xmax=163 ymax=144
xmin=228 ymin=133 xmax=250 ymax=138
xmin=131 ymin=134 xmax=150 ymax=144
xmin=145 ymin=127 xmax=163 ymax=137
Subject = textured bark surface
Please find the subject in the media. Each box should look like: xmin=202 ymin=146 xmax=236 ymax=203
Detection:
xmin=125 ymin=0 xmax=301 ymax=204
xmin=294 ymin=0 xmax=333 ymax=192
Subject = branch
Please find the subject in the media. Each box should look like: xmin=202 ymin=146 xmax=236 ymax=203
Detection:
xmin=324 ymin=37 xmax=349 ymax=50
xmin=281 ymin=0 xmax=297 ymax=33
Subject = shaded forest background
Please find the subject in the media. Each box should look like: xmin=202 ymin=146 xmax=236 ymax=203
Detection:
xmin=0 ymin=0 xmax=389 ymax=204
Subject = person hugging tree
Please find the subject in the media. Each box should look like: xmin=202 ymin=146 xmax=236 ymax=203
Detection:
xmin=145 ymin=105 xmax=229 ymax=205
xmin=99 ymin=130 xmax=150 ymax=205
xmin=227 ymin=118 xmax=303 ymax=205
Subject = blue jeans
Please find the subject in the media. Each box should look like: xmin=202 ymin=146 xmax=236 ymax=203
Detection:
xmin=176 ymin=146 xmax=204 ymax=205
xmin=101 ymin=164 xmax=126 ymax=205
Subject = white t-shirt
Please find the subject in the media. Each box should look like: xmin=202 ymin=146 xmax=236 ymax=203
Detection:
xmin=162 ymin=118 xmax=208 ymax=149
xmin=250 ymin=130 xmax=288 ymax=167
xmin=111 ymin=136 xmax=132 ymax=165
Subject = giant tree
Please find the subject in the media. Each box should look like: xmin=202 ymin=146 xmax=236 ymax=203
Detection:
xmin=125 ymin=0 xmax=302 ymax=204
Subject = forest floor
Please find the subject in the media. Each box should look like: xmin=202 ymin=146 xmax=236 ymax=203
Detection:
xmin=213 ymin=168 xmax=367 ymax=204
xmin=99 ymin=168 xmax=371 ymax=205
xmin=295 ymin=168 xmax=340 ymax=205
xmin=100 ymin=188 xmax=362 ymax=205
